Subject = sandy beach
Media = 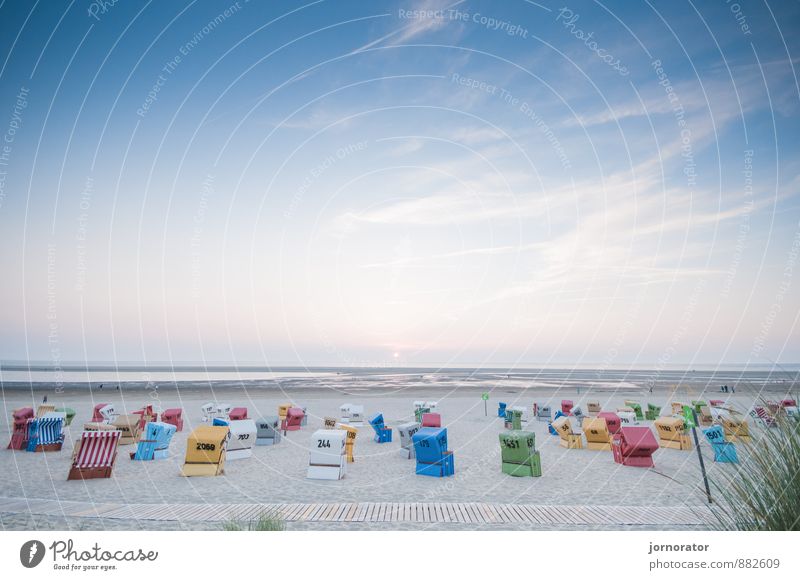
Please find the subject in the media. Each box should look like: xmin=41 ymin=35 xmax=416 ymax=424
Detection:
xmin=1 ymin=372 xmax=794 ymax=530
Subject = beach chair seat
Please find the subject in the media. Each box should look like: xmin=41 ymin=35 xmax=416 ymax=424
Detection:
xmin=499 ymin=430 xmax=541 ymax=477
xmin=181 ymin=426 xmax=229 ymax=477
xmin=55 ymin=407 xmax=76 ymax=426
xmin=654 ymin=417 xmax=692 ymax=450
xmin=597 ymin=411 xmax=621 ymax=434
xmin=497 ymin=402 xmax=508 ymax=418
xmin=587 ymin=401 xmax=601 ymax=415
xmin=282 ymin=407 xmax=305 ymax=431
xmin=161 ymin=408 xmax=184 ymax=431
xmin=721 ymin=415 xmax=751 ymax=442
xmin=548 ymin=410 xmax=566 ymax=435
xmin=256 ymin=416 xmax=282 ymax=445
xmin=583 ymin=417 xmax=612 ymax=451
xmin=368 ymin=413 xmax=392 ymax=443
xmin=611 ymin=427 xmax=658 ymax=468
xmin=703 ymin=425 xmax=738 ymax=463
xmin=645 ymin=403 xmax=662 ymax=421
xmin=412 ymin=427 xmax=454 ymax=477
xmin=229 ymin=407 xmax=248 ymax=421
xmin=421 ymin=412 xmax=441 ymax=428
xmin=616 ymin=408 xmax=639 ymax=427
xmin=113 ymin=414 xmax=142 ymax=445
xmin=536 ymin=404 xmax=552 ymax=422
xmin=226 ymin=419 xmax=257 ymax=460
xmin=339 ymin=424 xmax=358 ymax=463
xmin=553 ymin=416 xmax=583 ymax=449
xmin=131 ymin=421 xmax=177 ymax=460
xmin=7 ymin=407 xmax=34 ymax=450
xmin=68 ymin=430 xmax=121 ymax=480
xmin=561 ymin=400 xmax=574 ymax=415
xmin=624 ymin=401 xmax=644 ymax=421
xmin=397 ymin=421 xmax=420 ymax=459
xmin=26 ymin=416 xmax=65 ymax=452
xmin=307 ymin=429 xmax=346 ymax=480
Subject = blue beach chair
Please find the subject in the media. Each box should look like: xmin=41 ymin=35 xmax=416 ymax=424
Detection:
xmin=368 ymin=413 xmax=392 ymax=443
xmin=703 ymin=425 xmax=738 ymax=463
xmin=412 ymin=427 xmax=454 ymax=477
xmin=548 ymin=410 xmax=565 ymax=436
xmin=26 ymin=416 xmax=64 ymax=452
xmin=498 ymin=402 xmax=507 ymax=418
xmin=132 ymin=422 xmax=177 ymax=460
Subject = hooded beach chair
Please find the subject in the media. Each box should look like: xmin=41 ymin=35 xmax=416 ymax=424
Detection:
xmin=181 ymin=425 xmax=229 ymax=476
xmin=721 ymin=415 xmax=751 ymax=442
xmin=279 ymin=403 xmax=292 ymax=421
xmin=536 ymin=404 xmax=552 ymax=422
xmin=571 ymin=406 xmax=586 ymax=427
xmin=368 ymin=413 xmax=392 ymax=443
xmin=229 ymin=407 xmax=248 ymax=421
xmin=160 ymin=408 xmax=184 ymax=431
xmin=710 ymin=399 xmax=725 ymax=408
xmin=753 ymin=406 xmax=776 ymax=428
xmin=671 ymin=402 xmax=687 ymax=415
xmin=413 ymin=401 xmax=431 ymax=423
xmin=611 ymin=426 xmax=658 ymax=468
xmin=587 ymin=401 xmax=601 ymax=415
xmin=98 ymin=404 xmax=117 ymax=423
xmin=226 ymin=419 xmax=257 ymax=460
xmin=504 ymin=408 xmax=522 ymax=430
xmin=283 ymin=407 xmax=305 ymax=431
xmin=497 ymin=402 xmax=508 ymax=418
xmin=654 ymin=417 xmax=692 ymax=450
xmin=72 ymin=422 xmax=118 ymax=459
xmin=645 ymin=403 xmax=662 ymax=421
xmin=113 ymin=414 xmax=142 ymax=445
xmin=256 ymin=416 xmax=282 ymax=445
xmin=786 ymin=406 xmax=799 ymax=419
xmin=623 ymin=401 xmax=644 ymax=421
xmin=548 ymin=410 xmax=566 ymax=435
xmin=133 ymin=404 xmax=157 ymax=430
xmin=26 ymin=416 xmax=65 ymax=452
xmin=421 ymin=412 xmax=441 ymax=428
xmin=412 ymin=427 xmax=454 ymax=477
xmin=339 ymin=424 xmax=358 ymax=462
xmin=597 ymin=411 xmax=621 ymax=434
xmin=323 ymin=417 xmax=337 ymax=429
xmin=55 ymin=407 xmax=76 ymax=426
xmin=553 ymin=416 xmax=583 ymax=449
xmin=397 ymin=421 xmax=420 ymax=459
xmin=131 ymin=421 xmax=177 ymax=460
xmin=68 ymin=430 xmax=121 ymax=480
xmin=307 ymin=429 xmax=347 ymax=480
xmin=703 ymin=425 xmax=738 ymax=463
xmin=91 ymin=403 xmax=108 ymax=422
xmin=36 ymin=404 xmax=56 ymax=417
xmin=617 ymin=407 xmax=639 ymax=427
xmin=583 ymin=417 xmax=612 ymax=450
xmin=7 ymin=407 xmax=34 ymax=450
xmin=200 ymin=403 xmax=215 ymax=422
xmin=499 ymin=430 xmax=541 ymax=477
xmin=561 ymin=400 xmax=574 ymax=415
xmin=697 ymin=405 xmax=713 ymax=427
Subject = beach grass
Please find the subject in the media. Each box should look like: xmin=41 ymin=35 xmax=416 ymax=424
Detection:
xmin=222 ymin=510 xmax=286 ymax=531
xmin=711 ymin=406 xmax=800 ymax=531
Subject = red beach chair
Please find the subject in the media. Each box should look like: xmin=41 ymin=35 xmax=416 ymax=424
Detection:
xmin=133 ymin=404 xmax=157 ymax=430
xmin=282 ymin=407 xmax=304 ymax=431
xmin=161 ymin=408 xmax=184 ymax=431
xmin=611 ymin=427 xmax=658 ymax=468
xmin=561 ymin=400 xmax=574 ymax=415
xmin=597 ymin=411 xmax=621 ymax=434
xmin=7 ymin=407 xmax=34 ymax=450
xmin=421 ymin=413 xmax=441 ymax=428
xmin=709 ymin=400 xmax=724 ymax=407
xmin=91 ymin=403 xmax=109 ymax=422
xmin=229 ymin=407 xmax=248 ymax=420
xmin=782 ymin=398 xmax=797 ymax=408
xmin=68 ymin=430 xmax=121 ymax=481
xmin=754 ymin=406 xmax=776 ymax=427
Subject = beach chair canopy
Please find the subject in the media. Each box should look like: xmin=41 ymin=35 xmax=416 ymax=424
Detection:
xmin=618 ymin=427 xmax=659 ymax=456
xmin=412 ymin=427 xmax=448 ymax=463
xmin=74 ymin=430 xmax=121 ymax=468
xmin=499 ymin=430 xmax=536 ymax=463
xmin=185 ymin=426 xmax=229 ymax=464
xmin=421 ymin=413 xmax=441 ymax=428
xmin=309 ymin=429 xmax=346 ymax=465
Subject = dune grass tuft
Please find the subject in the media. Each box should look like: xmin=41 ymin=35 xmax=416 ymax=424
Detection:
xmin=222 ymin=510 xmax=286 ymax=531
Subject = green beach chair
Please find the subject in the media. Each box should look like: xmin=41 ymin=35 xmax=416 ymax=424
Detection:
xmin=504 ymin=409 xmax=523 ymax=430
xmin=692 ymin=400 xmax=707 ymax=414
xmin=415 ymin=407 xmax=431 ymax=423
xmin=682 ymin=405 xmax=696 ymax=428
xmin=624 ymin=400 xmax=644 ymax=421
xmin=499 ymin=430 xmax=541 ymax=477
xmin=56 ymin=407 xmax=76 ymax=426
xmin=645 ymin=403 xmax=661 ymax=421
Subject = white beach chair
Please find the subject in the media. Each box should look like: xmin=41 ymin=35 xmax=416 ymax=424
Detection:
xmin=617 ymin=410 xmax=639 ymax=427
xmin=99 ymin=404 xmax=117 ymax=424
xmin=397 ymin=421 xmax=421 ymax=459
xmin=226 ymin=420 xmax=257 ymax=460
xmin=307 ymin=429 xmax=347 ymax=480
xmin=349 ymin=404 xmax=365 ymax=426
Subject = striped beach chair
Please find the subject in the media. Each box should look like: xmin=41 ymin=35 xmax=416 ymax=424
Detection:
xmin=753 ymin=406 xmax=776 ymax=428
xmin=131 ymin=422 xmax=177 ymax=460
xmin=26 ymin=416 xmax=65 ymax=452
xmin=68 ymin=430 xmax=121 ymax=480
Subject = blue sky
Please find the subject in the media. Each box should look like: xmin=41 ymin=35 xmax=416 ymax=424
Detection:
xmin=0 ymin=0 xmax=798 ymax=367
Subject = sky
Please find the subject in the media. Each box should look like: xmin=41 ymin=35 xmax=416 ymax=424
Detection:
xmin=0 ymin=0 xmax=798 ymax=368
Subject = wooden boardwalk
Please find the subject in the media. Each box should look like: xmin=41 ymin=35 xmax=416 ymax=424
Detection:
xmin=0 ymin=496 xmax=713 ymax=526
